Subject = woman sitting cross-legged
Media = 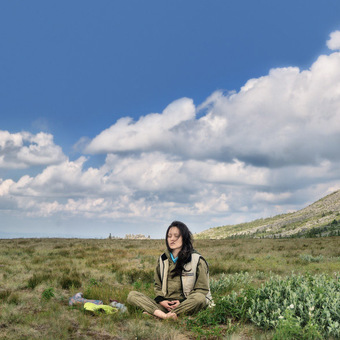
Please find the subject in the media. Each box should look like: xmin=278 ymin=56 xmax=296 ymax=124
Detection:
xmin=127 ymin=221 xmax=213 ymax=320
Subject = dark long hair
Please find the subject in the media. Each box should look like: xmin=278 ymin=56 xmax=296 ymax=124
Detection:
xmin=165 ymin=221 xmax=194 ymax=277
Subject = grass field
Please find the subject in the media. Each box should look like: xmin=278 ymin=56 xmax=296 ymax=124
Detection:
xmin=0 ymin=237 xmax=339 ymax=339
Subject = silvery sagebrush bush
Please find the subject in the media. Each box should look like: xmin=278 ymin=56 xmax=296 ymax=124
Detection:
xmin=210 ymin=271 xmax=253 ymax=294
xmin=219 ymin=273 xmax=339 ymax=338
xmin=248 ymin=273 xmax=339 ymax=337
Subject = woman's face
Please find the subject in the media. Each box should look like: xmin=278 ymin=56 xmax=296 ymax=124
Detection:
xmin=167 ymin=227 xmax=183 ymax=253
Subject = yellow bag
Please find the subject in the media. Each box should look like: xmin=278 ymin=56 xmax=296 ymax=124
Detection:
xmin=84 ymin=302 xmax=117 ymax=315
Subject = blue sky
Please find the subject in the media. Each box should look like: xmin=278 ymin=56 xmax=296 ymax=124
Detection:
xmin=1 ymin=1 xmax=340 ymax=238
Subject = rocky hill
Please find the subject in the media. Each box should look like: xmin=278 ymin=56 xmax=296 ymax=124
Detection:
xmin=196 ymin=190 xmax=340 ymax=239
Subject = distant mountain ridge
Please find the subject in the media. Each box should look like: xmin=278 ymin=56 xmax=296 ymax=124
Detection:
xmin=196 ymin=190 xmax=340 ymax=239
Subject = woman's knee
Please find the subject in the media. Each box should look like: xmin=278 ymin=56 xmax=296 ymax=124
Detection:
xmin=189 ymin=292 xmax=207 ymax=308
xmin=197 ymin=293 xmax=208 ymax=307
xmin=127 ymin=290 xmax=140 ymax=305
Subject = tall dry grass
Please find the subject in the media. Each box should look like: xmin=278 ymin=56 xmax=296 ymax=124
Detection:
xmin=0 ymin=237 xmax=339 ymax=339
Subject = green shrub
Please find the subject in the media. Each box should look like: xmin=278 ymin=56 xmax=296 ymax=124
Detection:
xmin=7 ymin=293 xmax=20 ymax=305
xmin=189 ymin=288 xmax=255 ymax=328
xmin=27 ymin=273 xmax=50 ymax=289
xmin=122 ymin=269 xmax=153 ymax=284
xmin=193 ymin=273 xmax=339 ymax=339
xmin=299 ymin=254 xmax=324 ymax=263
xmin=209 ymin=263 xmax=226 ymax=275
xmin=88 ymin=278 xmax=99 ymax=287
xmin=224 ymin=273 xmax=340 ymax=338
xmin=210 ymin=272 xmax=252 ymax=294
xmin=59 ymin=274 xmax=81 ymax=290
xmin=273 ymin=309 xmax=323 ymax=340
xmin=111 ymin=262 xmax=123 ymax=272
xmin=42 ymin=287 xmax=55 ymax=301
xmin=0 ymin=289 xmax=12 ymax=301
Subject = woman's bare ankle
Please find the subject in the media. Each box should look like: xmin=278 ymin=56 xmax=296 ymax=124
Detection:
xmin=153 ymin=309 xmax=168 ymax=319
xmin=165 ymin=312 xmax=177 ymax=320
xmin=153 ymin=310 xmax=177 ymax=320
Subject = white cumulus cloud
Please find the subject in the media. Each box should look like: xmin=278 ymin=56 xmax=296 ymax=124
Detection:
xmin=83 ymin=48 xmax=340 ymax=169
xmin=3 ymin=33 xmax=340 ymax=237
xmin=327 ymin=30 xmax=340 ymax=50
xmin=0 ymin=131 xmax=66 ymax=169
xmin=85 ymin=97 xmax=196 ymax=154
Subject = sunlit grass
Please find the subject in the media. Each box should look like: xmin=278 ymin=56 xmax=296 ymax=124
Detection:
xmin=0 ymin=237 xmax=339 ymax=339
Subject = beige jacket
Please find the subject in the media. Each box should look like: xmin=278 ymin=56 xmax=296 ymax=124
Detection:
xmin=154 ymin=250 xmax=213 ymax=306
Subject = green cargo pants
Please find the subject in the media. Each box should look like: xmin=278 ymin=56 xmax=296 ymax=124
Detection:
xmin=127 ymin=290 xmax=207 ymax=316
